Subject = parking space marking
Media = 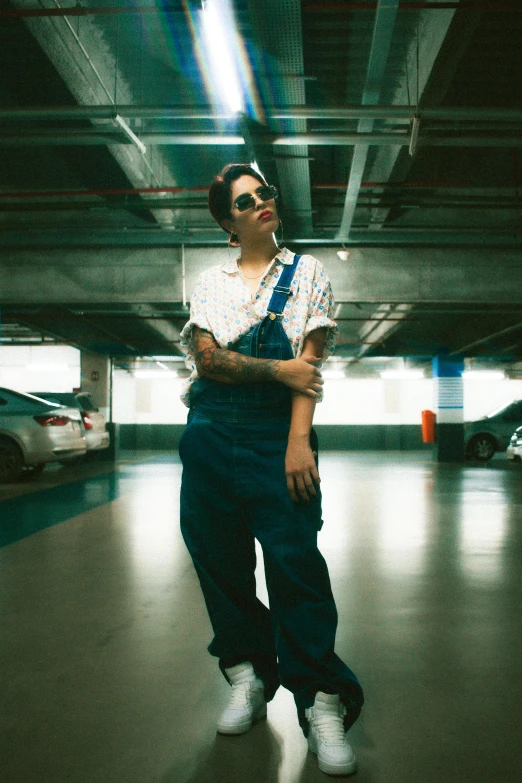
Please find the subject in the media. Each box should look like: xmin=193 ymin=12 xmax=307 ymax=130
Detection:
xmin=0 ymin=455 xmax=181 ymax=549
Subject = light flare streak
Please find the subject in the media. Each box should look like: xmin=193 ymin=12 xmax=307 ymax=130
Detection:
xmin=200 ymin=0 xmax=244 ymax=113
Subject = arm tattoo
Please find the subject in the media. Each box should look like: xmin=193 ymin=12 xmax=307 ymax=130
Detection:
xmin=190 ymin=327 xmax=281 ymax=384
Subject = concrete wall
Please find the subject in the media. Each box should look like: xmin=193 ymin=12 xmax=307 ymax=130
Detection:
xmin=2 ymin=246 xmax=522 ymax=304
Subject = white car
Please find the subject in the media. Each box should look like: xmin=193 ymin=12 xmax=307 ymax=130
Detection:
xmin=31 ymin=391 xmax=110 ymax=453
xmin=507 ymin=426 xmax=522 ymax=462
xmin=0 ymin=387 xmax=86 ymax=482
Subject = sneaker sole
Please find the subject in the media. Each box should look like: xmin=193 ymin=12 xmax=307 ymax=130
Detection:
xmin=308 ymin=735 xmax=358 ymax=776
xmin=317 ymin=756 xmax=358 ymax=776
xmin=217 ymin=704 xmax=267 ymax=735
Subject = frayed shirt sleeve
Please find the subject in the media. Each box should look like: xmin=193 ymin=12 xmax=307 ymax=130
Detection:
xmin=302 ymin=259 xmax=338 ymax=359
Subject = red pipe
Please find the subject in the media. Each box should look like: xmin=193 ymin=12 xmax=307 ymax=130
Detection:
xmin=314 ymin=181 xmax=475 ymax=188
xmin=0 ymin=186 xmax=209 ymax=199
xmin=0 ymin=182 xmax=475 ymax=199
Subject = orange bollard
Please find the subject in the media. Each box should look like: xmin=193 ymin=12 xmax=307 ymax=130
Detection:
xmin=421 ymin=410 xmax=436 ymax=443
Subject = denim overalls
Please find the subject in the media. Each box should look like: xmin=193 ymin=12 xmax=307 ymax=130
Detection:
xmin=179 ymin=255 xmax=364 ymax=733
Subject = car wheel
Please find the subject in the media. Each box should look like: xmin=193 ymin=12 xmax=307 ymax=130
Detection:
xmin=468 ymin=434 xmax=496 ymax=462
xmin=0 ymin=437 xmax=24 ymax=482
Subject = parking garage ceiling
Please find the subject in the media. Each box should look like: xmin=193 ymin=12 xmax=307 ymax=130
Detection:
xmin=1 ymin=0 xmax=522 ymax=367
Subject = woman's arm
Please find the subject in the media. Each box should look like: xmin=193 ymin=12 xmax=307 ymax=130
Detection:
xmin=190 ymin=326 xmax=324 ymax=398
xmin=285 ymin=328 xmax=327 ymax=503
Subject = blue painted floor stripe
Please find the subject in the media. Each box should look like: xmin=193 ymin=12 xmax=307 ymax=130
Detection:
xmin=0 ymin=455 xmax=179 ymax=549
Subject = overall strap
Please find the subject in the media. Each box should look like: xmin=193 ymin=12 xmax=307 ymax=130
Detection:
xmin=267 ymin=254 xmax=301 ymax=317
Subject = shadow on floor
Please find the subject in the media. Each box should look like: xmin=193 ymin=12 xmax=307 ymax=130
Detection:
xmin=161 ymin=720 xmax=283 ymax=783
xmin=161 ymin=712 xmax=380 ymax=783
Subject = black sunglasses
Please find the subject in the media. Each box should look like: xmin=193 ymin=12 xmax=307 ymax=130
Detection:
xmin=233 ymin=184 xmax=278 ymax=212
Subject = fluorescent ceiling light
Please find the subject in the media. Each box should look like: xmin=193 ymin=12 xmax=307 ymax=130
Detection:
xmin=200 ymin=0 xmax=244 ymax=114
xmin=151 ymin=356 xmax=184 ymax=362
xmin=134 ymin=370 xmax=178 ymax=379
xmin=114 ymin=114 xmax=146 ymax=155
xmin=380 ymin=370 xmax=425 ymax=379
xmin=462 ymin=371 xmax=505 ymax=380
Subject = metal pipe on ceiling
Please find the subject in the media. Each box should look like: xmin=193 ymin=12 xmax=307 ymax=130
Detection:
xmin=1 ymin=229 xmax=521 ymax=247
xmin=181 ymin=245 xmax=187 ymax=309
xmin=0 ymin=187 xmax=209 ymax=199
xmin=0 ymin=182 xmax=482 ymax=199
xmin=2 ymin=131 xmax=522 ymax=147
xmin=2 ymin=106 xmax=521 ymax=122
xmin=1 ymin=198 xmax=519 ymax=212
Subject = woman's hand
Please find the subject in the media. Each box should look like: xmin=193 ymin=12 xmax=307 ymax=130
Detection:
xmin=277 ymin=357 xmax=323 ymax=398
xmin=285 ymin=435 xmax=320 ymax=503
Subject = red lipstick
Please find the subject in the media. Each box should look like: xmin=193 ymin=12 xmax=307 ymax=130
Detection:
xmin=259 ymin=210 xmax=273 ymax=220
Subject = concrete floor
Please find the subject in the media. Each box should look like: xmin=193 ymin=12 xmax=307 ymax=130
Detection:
xmin=1 ymin=451 xmax=521 ymax=782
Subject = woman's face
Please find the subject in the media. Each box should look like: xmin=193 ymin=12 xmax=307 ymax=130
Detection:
xmin=226 ymin=175 xmax=279 ymax=242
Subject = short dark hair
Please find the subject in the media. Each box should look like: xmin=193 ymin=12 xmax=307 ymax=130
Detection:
xmin=208 ymin=163 xmax=267 ymax=234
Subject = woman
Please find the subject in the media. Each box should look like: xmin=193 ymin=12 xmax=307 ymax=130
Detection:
xmin=179 ymin=163 xmax=364 ymax=776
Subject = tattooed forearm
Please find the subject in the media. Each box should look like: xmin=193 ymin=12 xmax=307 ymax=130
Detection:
xmin=197 ymin=345 xmax=281 ymax=383
xmin=190 ymin=327 xmax=280 ymax=385
xmin=189 ymin=327 xmax=323 ymax=397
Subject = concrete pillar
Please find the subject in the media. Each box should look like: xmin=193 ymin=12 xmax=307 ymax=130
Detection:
xmin=80 ymin=353 xmax=111 ymax=422
xmin=433 ymin=355 xmax=464 ymax=462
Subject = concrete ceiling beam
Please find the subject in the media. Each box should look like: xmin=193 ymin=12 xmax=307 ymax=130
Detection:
xmin=9 ymin=0 xmax=178 ymax=230
xmin=450 ymin=321 xmax=522 ymax=356
xmin=2 ymin=246 xmax=522 ymax=304
xmin=355 ymin=304 xmax=414 ymax=359
xmin=367 ymin=7 xmax=484 ymax=228
xmin=129 ymin=305 xmax=183 ymax=357
xmin=336 ymin=0 xmax=400 ymax=242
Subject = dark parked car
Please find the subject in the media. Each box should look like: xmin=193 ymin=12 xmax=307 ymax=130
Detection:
xmin=0 ymin=387 xmax=86 ymax=482
xmin=465 ymin=400 xmax=522 ymax=461
xmin=31 ymin=392 xmax=110 ymax=454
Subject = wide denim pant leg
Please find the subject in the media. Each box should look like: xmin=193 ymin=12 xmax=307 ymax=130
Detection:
xmin=179 ymin=415 xmax=364 ymax=733
xmin=179 ymin=414 xmax=280 ymax=702
xmin=237 ymin=419 xmax=363 ymax=732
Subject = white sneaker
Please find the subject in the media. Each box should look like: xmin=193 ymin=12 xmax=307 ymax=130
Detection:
xmin=305 ymin=692 xmax=357 ymax=776
xmin=217 ymin=661 xmax=267 ymax=735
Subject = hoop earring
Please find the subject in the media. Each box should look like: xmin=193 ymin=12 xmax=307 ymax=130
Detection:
xmin=276 ymin=219 xmax=284 ymax=243
xmin=227 ymin=233 xmax=241 ymax=262
xmin=228 ymin=232 xmax=241 ymax=248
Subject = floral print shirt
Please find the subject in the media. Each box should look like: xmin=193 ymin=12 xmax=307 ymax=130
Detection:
xmin=180 ymin=247 xmax=338 ymax=406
